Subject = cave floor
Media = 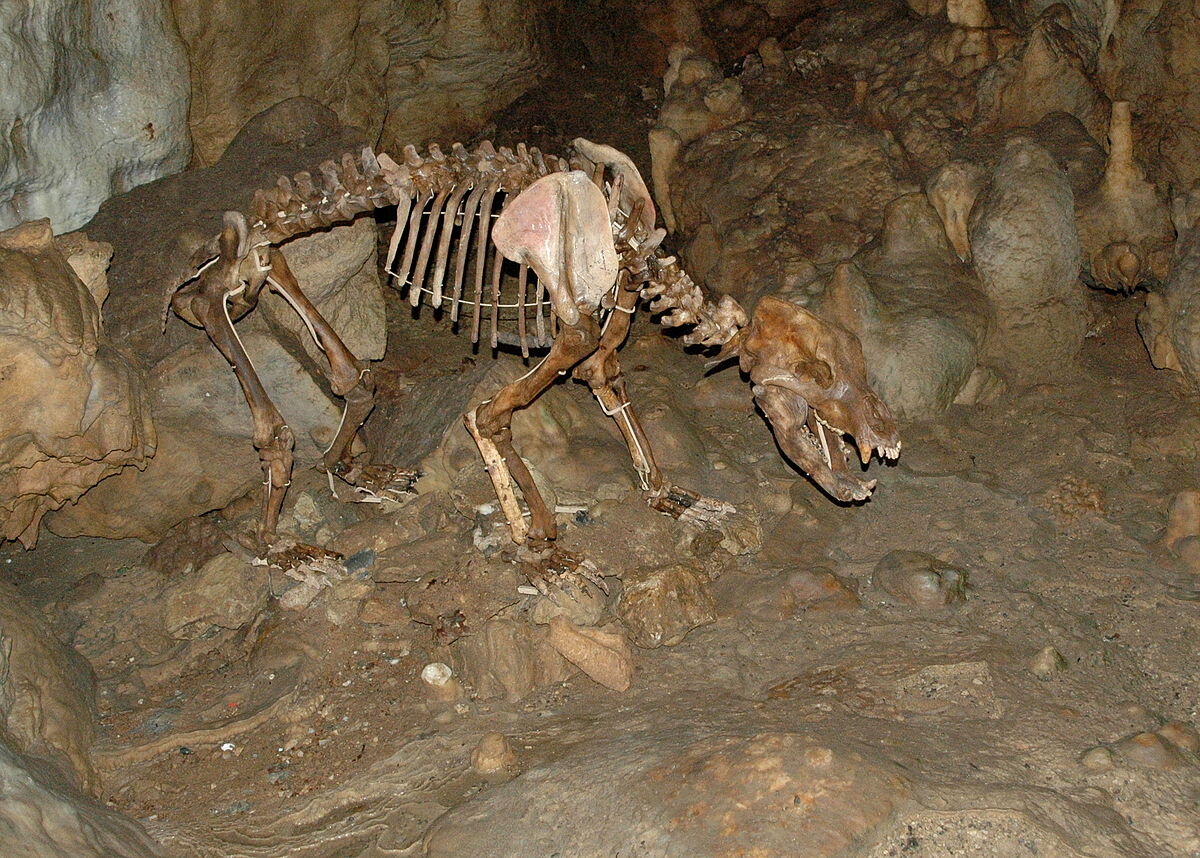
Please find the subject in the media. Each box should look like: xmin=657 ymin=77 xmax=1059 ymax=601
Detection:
xmin=5 ymin=290 xmax=1200 ymax=856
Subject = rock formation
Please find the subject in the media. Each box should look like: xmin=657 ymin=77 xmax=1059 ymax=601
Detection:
xmin=0 ymin=0 xmax=191 ymax=233
xmin=173 ymin=0 xmax=546 ymax=166
xmin=0 ymin=222 xmax=154 ymax=547
xmin=968 ymin=138 xmax=1086 ymax=380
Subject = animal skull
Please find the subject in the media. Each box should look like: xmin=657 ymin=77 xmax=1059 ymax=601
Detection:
xmin=732 ymin=296 xmax=900 ymax=502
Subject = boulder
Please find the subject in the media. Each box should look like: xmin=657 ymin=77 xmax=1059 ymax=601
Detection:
xmin=1139 ymin=190 xmax=1200 ymax=391
xmin=816 ymin=195 xmax=991 ymax=418
xmin=0 ymin=743 xmax=162 ymax=858
xmin=0 ymin=584 xmax=159 ymax=851
xmin=617 ymin=564 xmax=716 ymax=648
xmin=0 ymin=222 xmax=154 ymax=546
xmin=968 ymin=138 xmax=1085 ymax=380
xmin=0 ymin=581 xmax=98 ymax=792
xmin=0 ymin=0 xmax=190 ymax=233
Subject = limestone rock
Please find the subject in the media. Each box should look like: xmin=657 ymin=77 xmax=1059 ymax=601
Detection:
xmin=470 ymin=732 xmax=518 ymax=776
xmin=450 ymin=618 xmax=575 ymax=702
xmin=617 ymin=564 xmax=716 ymax=648
xmin=893 ymin=661 xmax=1002 ymax=718
xmin=161 ymin=553 xmax=269 ymax=638
xmin=425 ymin=729 xmax=912 ymax=857
xmin=969 ymin=138 xmax=1085 ymax=381
xmin=669 ymin=114 xmax=911 ymax=303
xmin=0 ymin=581 xmax=98 ymax=793
xmin=0 ymin=0 xmax=190 ymax=233
xmin=0 ymin=743 xmax=162 ymax=858
xmin=545 ymin=618 xmax=634 ymax=692
xmin=1074 ymin=103 xmax=1174 ymax=292
xmin=974 ymin=12 xmax=1107 ymax=144
xmin=873 ymin=549 xmax=968 ymax=607
xmin=1138 ymin=189 xmax=1200 ymax=393
xmin=817 ymin=195 xmax=991 ymax=419
xmin=0 ymin=222 xmax=154 ymax=546
xmin=174 ymin=0 xmax=544 ymax=167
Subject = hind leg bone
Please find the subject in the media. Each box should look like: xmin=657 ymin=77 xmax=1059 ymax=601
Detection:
xmin=466 ymin=316 xmax=601 ymax=545
xmin=265 ymin=250 xmax=419 ymax=500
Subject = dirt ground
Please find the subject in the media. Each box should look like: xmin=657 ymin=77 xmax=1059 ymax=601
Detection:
xmin=4 ymin=22 xmax=1200 ymax=858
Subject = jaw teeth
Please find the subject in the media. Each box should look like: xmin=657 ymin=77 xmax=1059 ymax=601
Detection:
xmin=812 ymin=414 xmax=901 ymax=464
xmin=876 ymin=442 xmax=902 ymax=461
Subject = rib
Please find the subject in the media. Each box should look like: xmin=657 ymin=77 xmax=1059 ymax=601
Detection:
xmin=411 ymin=187 xmax=453 ymax=302
xmin=402 ymin=193 xmax=430 ymax=306
xmin=430 ymin=183 xmax=471 ymax=307
xmin=517 ymin=262 xmax=530 ymax=358
xmin=472 ymin=185 xmax=499 ymax=344
xmin=450 ymin=184 xmax=486 ymax=324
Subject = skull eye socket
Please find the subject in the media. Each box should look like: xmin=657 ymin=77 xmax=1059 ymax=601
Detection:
xmin=799 ymin=358 xmax=833 ymax=388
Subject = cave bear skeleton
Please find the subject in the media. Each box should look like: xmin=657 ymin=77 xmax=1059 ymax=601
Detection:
xmin=163 ymin=138 xmax=901 ymax=568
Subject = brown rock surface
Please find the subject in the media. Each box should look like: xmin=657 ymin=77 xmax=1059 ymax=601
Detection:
xmin=617 ymin=564 xmax=717 ymax=648
xmin=425 ymin=729 xmax=914 ymax=857
xmin=0 ymin=222 xmax=154 ymax=546
xmin=0 ymin=581 xmax=98 ymax=793
xmin=173 ymin=0 xmax=545 ymax=167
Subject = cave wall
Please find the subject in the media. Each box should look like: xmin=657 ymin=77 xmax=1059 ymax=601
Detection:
xmin=0 ymin=0 xmax=191 ymax=233
xmin=173 ymin=0 xmax=547 ymax=167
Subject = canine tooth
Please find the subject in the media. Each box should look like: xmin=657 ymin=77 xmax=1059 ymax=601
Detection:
xmin=817 ymin=422 xmax=832 ymax=470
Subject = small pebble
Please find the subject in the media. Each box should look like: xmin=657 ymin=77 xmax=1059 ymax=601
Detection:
xmin=470 ymin=732 xmax=518 ymax=776
xmin=1030 ymin=646 xmax=1067 ymax=680
xmin=1114 ymin=732 xmax=1182 ymax=769
xmin=421 ymin=662 xmax=463 ymax=704
xmin=1158 ymin=722 xmax=1200 ymax=753
xmin=1080 ymin=746 xmax=1115 ymax=771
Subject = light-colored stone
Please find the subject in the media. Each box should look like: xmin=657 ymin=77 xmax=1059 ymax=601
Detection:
xmin=817 ymin=196 xmax=991 ymax=419
xmin=421 ymin=663 xmax=464 ymax=705
xmin=0 ymin=743 xmax=162 ymax=857
xmin=969 ymin=138 xmax=1086 ymax=381
xmin=1139 ymin=189 xmax=1200 ymax=394
xmin=1113 ymin=731 xmax=1183 ymax=770
xmin=0 ymin=581 xmax=98 ymax=793
xmin=450 ymin=617 xmax=575 ymax=702
xmin=470 ymin=732 xmax=518 ymax=776
xmin=617 ymin=565 xmax=716 ymax=648
xmin=0 ymin=222 xmax=154 ymax=546
xmin=545 ymin=618 xmax=634 ymax=692
xmin=873 ymin=550 xmax=969 ymax=608
xmin=1030 ymin=646 xmax=1069 ymax=680
xmin=162 ymin=553 xmax=269 ymax=638
xmin=0 ymin=0 xmax=190 ymax=233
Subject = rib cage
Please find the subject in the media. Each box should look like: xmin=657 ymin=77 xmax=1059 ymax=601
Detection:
xmin=163 ymin=140 xmax=747 ymax=353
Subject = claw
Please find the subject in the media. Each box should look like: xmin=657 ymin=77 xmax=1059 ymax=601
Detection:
xmin=263 ymin=537 xmax=345 ymax=575
xmin=516 ymin=544 xmax=610 ymax=596
xmin=648 ymin=485 xmax=735 ymax=524
xmin=329 ymin=459 xmax=421 ymax=504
